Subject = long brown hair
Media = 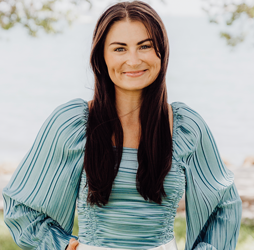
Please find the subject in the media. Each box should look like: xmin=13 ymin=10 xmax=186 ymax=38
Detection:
xmin=84 ymin=1 xmax=172 ymax=206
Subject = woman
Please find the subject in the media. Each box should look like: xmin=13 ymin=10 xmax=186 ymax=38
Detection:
xmin=3 ymin=1 xmax=242 ymax=250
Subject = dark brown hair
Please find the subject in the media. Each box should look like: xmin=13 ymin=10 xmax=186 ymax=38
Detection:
xmin=84 ymin=1 xmax=172 ymax=206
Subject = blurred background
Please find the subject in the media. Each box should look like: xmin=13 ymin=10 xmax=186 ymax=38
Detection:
xmin=0 ymin=0 xmax=254 ymax=249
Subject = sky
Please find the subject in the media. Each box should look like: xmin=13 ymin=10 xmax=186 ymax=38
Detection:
xmin=151 ymin=0 xmax=206 ymax=16
xmin=80 ymin=0 xmax=207 ymax=22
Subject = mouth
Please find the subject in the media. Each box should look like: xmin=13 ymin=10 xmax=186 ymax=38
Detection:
xmin=123 ymin=69 xmax=147 ymax=77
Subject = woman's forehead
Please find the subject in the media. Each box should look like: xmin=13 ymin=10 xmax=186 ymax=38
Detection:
xmin=104 ymin=20 xmax=151 ymax=45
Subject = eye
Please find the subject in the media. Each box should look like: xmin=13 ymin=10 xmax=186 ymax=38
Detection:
xmin=114 ymin=47 xmax=125 ymax=52
xmin=140 ymin=45 xmax=152 ymax=50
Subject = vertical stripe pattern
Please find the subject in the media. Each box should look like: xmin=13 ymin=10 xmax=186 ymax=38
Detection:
xmin=171 ymin=103 xmax=242 ymax=250
xmin=2 ymin=99 xmax=242 ymax=250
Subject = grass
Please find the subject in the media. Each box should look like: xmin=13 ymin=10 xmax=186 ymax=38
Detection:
xmin=0 ymin=211 xmax=253 ymax=250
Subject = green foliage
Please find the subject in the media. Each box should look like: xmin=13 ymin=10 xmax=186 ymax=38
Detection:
xmin=0 ymin=211 xmax=21 ymax=250
xmin=202 ymin=0 xmax=254 ymax=46
xmin=0 ymin=0 xmax=91 ymax=37
xmin=220 ymin=31 xmax=246 ymax=47
xmin=73 ymin=211 xmax=79 ymax=236
xmin=237 ymin=219 xmax=254 ymax=249
xmin=174 ymin=215 xmax=186 ymax=250
xmin=0 ymin=0 xmax=165 ymax=37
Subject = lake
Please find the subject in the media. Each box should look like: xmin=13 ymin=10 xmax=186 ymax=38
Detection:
xmin=0 ymin=15 xmax=253 ymax=167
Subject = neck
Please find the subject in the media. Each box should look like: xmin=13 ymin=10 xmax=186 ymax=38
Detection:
xmin=114 ymin=88 xmax=142 ymax=125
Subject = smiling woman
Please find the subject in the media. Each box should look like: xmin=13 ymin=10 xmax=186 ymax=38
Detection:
xmin=2 ymin=1 xmax=241 ymax=250
xmin=104 ymin=21 xmax=161 ymax=92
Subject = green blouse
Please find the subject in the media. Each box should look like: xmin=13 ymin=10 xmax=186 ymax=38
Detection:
xmin=2 ymin=98 xmax=242 ymax=250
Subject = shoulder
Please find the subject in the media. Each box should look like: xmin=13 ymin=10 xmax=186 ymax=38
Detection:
xmin=170 ymin=102 xmax=209 ymax=157
xmin=171 ymin=102 xmax=203 ymax=119
xmin=52 ymin=98 xmax=89 ymax=118
xmin=40 ymin=98 xmax=89 ymax=144
xmin=48 ymin=98 xmax=89 ymax=126
xmin=171 ymin=101 xmax=207 ymax=132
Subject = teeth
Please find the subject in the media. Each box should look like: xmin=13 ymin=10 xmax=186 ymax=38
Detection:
xmin=125 ymin=70 xmax=145 ymax=76
xmin=124 ymin=70 xmax=146 ymax=77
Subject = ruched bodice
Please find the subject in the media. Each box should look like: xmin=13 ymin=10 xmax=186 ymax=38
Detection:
xmin=77 ymin=147 xmax=185 ymax=249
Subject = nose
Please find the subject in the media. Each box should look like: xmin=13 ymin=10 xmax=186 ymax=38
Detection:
xmin=126 ymin=50 xmax=142 ymax=68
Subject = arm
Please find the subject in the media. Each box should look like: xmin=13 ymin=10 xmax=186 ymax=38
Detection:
xmin=3 ymin=196 xmax=76 ymax=249
xmin=193 ymin=183 xmax=241 ymax=250
xmin=171 ymin=102 xmax=242 ymax=250
xmin=2 ymin=98 xmax=88 ymax=250
xmin=184 ymin=107 xmax=242 ymax=250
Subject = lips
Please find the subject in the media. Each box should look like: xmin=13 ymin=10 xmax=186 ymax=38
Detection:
xmin=123 ymin=69 xmax=147 ymax=77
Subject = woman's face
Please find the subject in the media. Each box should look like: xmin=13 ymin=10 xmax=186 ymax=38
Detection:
xmin=104 ymin=20 xmax=161 ymax=94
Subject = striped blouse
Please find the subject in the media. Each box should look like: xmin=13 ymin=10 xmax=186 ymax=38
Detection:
xmin=2 ymin=98 xmax=242 ymax=250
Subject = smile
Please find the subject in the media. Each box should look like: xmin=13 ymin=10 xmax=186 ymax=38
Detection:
xmin=123 ymin=70 xmax=147 ymax=77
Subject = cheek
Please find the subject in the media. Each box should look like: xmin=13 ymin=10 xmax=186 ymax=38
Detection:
xmin=149 ymin=57 xmax=161 ymax=81
xmin=145 ymin=52 xmax=161 ymax=71
xmin=104 ymin=52 xmax=114 ymax=69
xmin=153 ymin=57 xmax=161 ymax=73
xmin=106 ymin=57 xmax=122 ymax=74
xmin=105 ymin=58 xmax=123 ymax=83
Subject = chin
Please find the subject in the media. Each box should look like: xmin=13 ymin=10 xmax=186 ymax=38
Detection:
xmin=127 ymin=83 xmax=151 ymax=91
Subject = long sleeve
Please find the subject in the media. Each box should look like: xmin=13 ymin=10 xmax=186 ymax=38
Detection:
xmin=2 ymin=98 xmax=89 ymax=249
xmin=171 ymin=102 xmax=242 ymax=250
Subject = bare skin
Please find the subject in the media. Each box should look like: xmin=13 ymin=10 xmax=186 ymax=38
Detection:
xmin=87 ymin=101 xmax=173 ymax=148
xmin=66 ymin=238 xmax=79 ymax=250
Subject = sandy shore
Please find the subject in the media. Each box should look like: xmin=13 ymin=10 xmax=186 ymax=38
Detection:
xmin=0 ymin=162 xmax=19 ymax=175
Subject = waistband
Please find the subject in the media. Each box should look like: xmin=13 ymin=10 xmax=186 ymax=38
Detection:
xmin=76 ymin=237 xmax=178 ymax=250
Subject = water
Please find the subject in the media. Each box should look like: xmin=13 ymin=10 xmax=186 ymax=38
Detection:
xmin=0 ymin=16 xmax=253 ymax=166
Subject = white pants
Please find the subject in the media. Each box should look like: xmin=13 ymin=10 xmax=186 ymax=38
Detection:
xmin=76 ymin=237 xmax=178 ymax=250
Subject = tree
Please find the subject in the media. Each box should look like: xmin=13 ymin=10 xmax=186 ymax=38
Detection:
xmin=2 ymin=0 xmax=253 ymax=47
xmin=0 ymin=0 xmax=93 ymax=36
xmin=202 ymin=0 xmax=254 ymax=46
xmin=0 ymin=0 xmax=164 ymax=37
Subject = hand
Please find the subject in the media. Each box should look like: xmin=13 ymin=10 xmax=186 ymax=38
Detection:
xmin=66 ymin=238 xmax=79 ymax=250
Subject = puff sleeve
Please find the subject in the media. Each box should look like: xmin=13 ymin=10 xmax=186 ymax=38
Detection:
xmin=2 ymin=98 xmax=88 ymax=249
xmin=171 ymin=102 xmax=242 ymax=250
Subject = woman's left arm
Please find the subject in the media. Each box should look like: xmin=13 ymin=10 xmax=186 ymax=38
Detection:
xmin=176 ymin=104 xmax=242 ymax=250
xmin=192 ymin=183 xmax=241 ymax=250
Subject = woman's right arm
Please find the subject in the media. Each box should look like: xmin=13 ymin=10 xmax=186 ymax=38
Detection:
xmin=3 ymin=196 xmax=77 ymax=249
xmin=2 ymin=98 xmax=88 ymax=249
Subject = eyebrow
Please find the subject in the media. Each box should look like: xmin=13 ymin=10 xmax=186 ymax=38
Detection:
xmin=109 ymin=38 xmax=153 ymax=46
